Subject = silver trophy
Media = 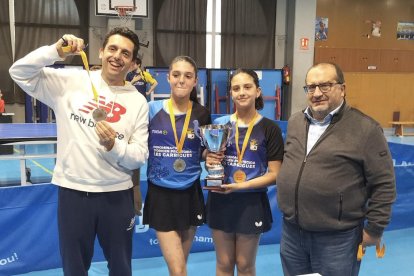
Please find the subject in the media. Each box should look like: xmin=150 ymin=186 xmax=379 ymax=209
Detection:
xmin=194 ymin=120 xmax=234 ymax=190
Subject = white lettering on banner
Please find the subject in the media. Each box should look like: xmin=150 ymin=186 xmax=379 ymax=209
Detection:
xmin=148 ymin=236 xmax=213 ymax=246
xmin=149 ymin=238 xmax=159 ymax=245
xmin=0 ymin=253 xmax=18 ymax=266
xmin=393 ymin=159 xmax=414 ymax=167
xmin=193 ymin=235 xmax=213 ymax=243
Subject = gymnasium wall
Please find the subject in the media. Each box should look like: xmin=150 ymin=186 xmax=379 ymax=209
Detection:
xmin=315 ymin=0 xmax=414 ymax=126
xmin=345 ymin=73 xmax=414 ymax=125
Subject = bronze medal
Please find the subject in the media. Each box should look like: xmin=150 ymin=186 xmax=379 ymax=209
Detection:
xmin=92 ymin=108 xmax=107 ymax=122
xmin=173 ymin=158 xmax=186 ymax=173
xmin=233 ymin=169 xmax=247 ymax=183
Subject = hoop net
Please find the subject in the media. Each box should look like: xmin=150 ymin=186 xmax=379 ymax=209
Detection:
xmin=114 ymin=6 xmax=136 ymax=26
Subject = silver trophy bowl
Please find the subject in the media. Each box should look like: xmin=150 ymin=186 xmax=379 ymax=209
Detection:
xmin=194 ymin=121 xmax=234 ymax=181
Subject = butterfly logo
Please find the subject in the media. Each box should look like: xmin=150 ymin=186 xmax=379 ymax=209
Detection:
xmin=255 ymin=221 xmax=263 ymax=227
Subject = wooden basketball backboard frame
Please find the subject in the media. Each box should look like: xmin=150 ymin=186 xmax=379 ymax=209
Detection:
xmin=95 ymin=0 xmax=148 ymax=18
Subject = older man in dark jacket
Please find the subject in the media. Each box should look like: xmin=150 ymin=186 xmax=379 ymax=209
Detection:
xmin=277 ymin=62 xmax=396 ymax=276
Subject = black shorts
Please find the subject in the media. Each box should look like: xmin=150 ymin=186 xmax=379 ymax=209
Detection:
xmin=206 ymin=191 xmax=273 ymax=234
xmin=143 ymin=180 xmax=206 ymax=231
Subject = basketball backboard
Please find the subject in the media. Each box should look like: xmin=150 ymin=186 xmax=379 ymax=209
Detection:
xmin=95 ymin=0 xmax=148 ymax=18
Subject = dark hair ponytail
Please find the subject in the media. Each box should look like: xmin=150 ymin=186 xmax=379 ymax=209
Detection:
xmin=190 ymin=87 xmax=199 ymax=104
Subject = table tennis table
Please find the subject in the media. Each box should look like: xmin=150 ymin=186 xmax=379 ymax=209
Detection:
xmin=0 ymin=123 xmax=57 ymax=185
xmin=0 ymin=123 xmax=57 ymax=145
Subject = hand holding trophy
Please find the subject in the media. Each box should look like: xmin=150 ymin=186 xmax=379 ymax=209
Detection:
xmin=194 ymin=120 xmax=234 ymax=190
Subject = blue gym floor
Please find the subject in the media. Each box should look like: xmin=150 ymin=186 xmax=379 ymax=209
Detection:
xmin=2 ymin=128 xmax=414 ymax=275
xmin=14 ymin=227 xmax=414 ymax=276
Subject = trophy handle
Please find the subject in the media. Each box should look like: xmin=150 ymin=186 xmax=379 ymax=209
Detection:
xmin=193 ymin=120 xmax=204 ymax=146
xmin=227 ymin=121 xmax=236 ymax=146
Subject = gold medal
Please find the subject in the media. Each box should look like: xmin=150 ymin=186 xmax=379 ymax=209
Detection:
xmin=233 ymin=169 xmax=247 ymax=183
xmin=92 ymin=108 xmax=107 ymax=121
xmin=173 ymin=158 xmax=186 ymax=173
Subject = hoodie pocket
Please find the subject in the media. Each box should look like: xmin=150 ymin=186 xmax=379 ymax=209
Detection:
xmin=61 ymin=140 xmax=128 ymax=185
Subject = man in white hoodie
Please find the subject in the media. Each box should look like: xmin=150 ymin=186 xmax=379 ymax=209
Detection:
xmin=9 ymin=27 xmax=149 ymax=276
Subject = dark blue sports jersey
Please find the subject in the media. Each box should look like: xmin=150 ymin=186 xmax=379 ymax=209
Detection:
xmin=148 ymin=100 xmax=211 ymax=189
xmin=214 ymin=115 xmax=284 ymax=192
xmin=126 ymin=71 xmax=147 ymax=97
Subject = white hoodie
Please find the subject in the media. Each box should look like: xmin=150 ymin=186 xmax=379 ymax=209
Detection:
xmin=9 ymin=45 xmax=149 ymax=192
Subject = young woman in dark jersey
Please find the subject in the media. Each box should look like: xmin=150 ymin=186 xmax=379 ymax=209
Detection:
xmin=206 ymin=69 xmax=284 ymax=276
xmin=143 ymin=56 xmax=211 ymax=276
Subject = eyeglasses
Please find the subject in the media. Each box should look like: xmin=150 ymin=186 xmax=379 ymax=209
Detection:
xmin=303 ymin=82 xmax=342 ymax=94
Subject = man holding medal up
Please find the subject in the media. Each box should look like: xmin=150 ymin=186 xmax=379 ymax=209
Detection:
xmin=9 ymin=27 xmax=149 ymax=276
xmin=205 ymin=69 xmax=284 ymax=275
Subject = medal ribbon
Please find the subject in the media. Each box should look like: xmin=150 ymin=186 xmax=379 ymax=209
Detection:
xmin=168 ymin=99 xmax=193 ymax=153
xmin=235 ymin=112 xmax=257 ymax=164
xmin=62 ymin=46 xmax=98 ymax=102
xmin=357 ymin=243 xmax=385 ymax=261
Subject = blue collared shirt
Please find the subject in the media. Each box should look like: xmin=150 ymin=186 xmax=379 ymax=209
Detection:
xmin=304 ymin=102 xmax=343 ymax=155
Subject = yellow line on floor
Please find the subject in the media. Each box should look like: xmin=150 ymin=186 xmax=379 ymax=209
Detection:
xmin=13 ymin=148 xmax=54 ymax=175
xmin=28 ymin=159 xmax=54 ymax=175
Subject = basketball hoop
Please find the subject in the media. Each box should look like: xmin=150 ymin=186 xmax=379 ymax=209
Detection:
xmin=114 ymin=6 xmax=136 ymax=26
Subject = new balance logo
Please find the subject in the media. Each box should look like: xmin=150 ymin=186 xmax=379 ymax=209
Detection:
xmin=79 ymin=96 xmax=126 ymax=123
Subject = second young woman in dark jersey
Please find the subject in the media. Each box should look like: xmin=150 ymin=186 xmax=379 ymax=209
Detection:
xmin=206 ymin=69 xmax=284 ymax=276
